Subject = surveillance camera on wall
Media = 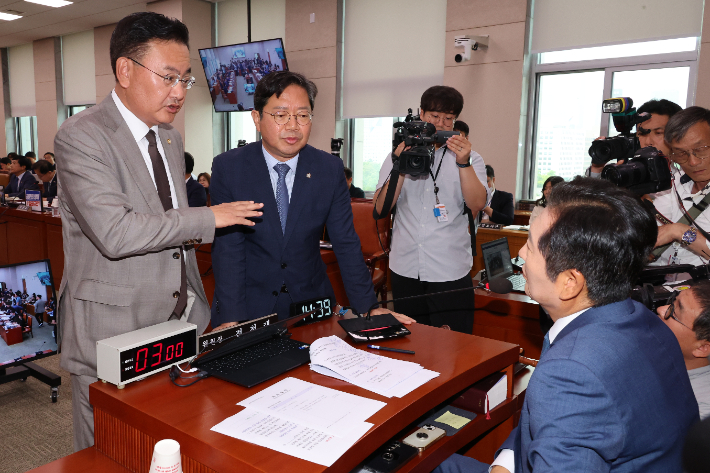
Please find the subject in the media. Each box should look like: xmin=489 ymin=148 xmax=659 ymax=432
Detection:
xmin=454 ymin=35 xmax=489 ymax=63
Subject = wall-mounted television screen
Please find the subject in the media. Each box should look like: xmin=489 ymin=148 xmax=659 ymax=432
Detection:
xmin=199 ymin=38 xmax=289 ymax=112
xmin=0 ymin=260 xmax=58 ymax=369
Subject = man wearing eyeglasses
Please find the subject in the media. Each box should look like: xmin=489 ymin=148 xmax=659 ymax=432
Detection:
xmin=657 ymin=281 xmax=710 ymax=420
xmin=651 ymin=106 xmax=710 ymax=278
xmin=54 ymin=12 xmax=263 ymax=451
xmin=209 ymin=71 xmax=413 ymax=327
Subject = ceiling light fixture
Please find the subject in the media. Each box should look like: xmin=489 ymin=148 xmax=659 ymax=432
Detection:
xmin=24 ymin=0 xmax=73 ymax=7
xmin=0 ymin=12 xmax=22 ymax=20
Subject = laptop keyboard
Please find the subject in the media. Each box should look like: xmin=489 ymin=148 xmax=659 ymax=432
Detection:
xmin=204 ymin=337 xmax=308 ymax=375
xmin=507 ymin=273 xmax=527 ymax=292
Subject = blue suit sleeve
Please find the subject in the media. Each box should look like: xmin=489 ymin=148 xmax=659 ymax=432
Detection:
xmin=524 ymin=358 xmax=621 ymax=472
xmin=210 ymin=156 xmax=249 ymax=325
xmin=325 ymin=160 xmax=378 ymax=314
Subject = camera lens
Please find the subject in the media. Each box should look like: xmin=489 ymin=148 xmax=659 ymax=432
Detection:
xmin=454 ymin=54 xmax=463 ymax=63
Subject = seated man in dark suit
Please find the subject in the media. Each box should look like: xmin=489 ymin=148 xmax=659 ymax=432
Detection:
xmin=6 ymin=155 xmax=40 ymax=198
xmin=0 ymin=157 xmax=11 ymax=174
xmin=344 ymin=167 xmax=365 ymax=198
xmin=435 ymin=177 xmax=699 ymax=473
xmin=184 ymin=152 xmax=207 ymax=207
xmin=32 ymin=159 xmax=57 ymax=202
xmin=210 ymin=71 xmax=411 ymax=328
xmin=481 ymin=165 xmax=514 ymax=225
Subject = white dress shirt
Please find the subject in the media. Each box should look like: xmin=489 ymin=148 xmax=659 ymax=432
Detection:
xmin=376 ymin=146 xmax=490 ymax=282
xmin=262 ymin=146 xmax=299 ymax=201
xmin=111 ymin=90 xmax=179 ymax=210
xmin=490 ymin=307 xmax=590 ymax=473
xmin=650 ymin=168 xmax=710 ymax=279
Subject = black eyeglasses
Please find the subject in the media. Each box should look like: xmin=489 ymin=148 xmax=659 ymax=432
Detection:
xmin=128 ymin=58 xmax=196 ymax=90
xmin=663 ymin=292 xmax=693 ymax=330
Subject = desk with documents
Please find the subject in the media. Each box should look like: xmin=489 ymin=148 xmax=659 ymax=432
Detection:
xmin=90 ymin=316 xmax=519 ymax=473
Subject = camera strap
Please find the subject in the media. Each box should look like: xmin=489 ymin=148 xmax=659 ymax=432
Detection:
xmin=650 ymin=189 xmax=710 ymax=260
xmin=429 ymin=146 xmax=446 ymax=205
xmin=373 ymin=160 xmax=401 ymax=220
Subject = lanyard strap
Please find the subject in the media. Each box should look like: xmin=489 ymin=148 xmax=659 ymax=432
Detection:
xmin=429 ymin=146 xmax=447 ymax=204
xmin=651 ymin=188 xmax=710 ymax=260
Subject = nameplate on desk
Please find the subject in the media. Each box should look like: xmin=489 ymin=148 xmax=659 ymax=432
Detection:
xmin=16 ymin=204 xmax=30 ymax=212
xmin=25 ymin=190 xmax=42 ymax=212
xmin=479 ymin=222 xmax=503 ymax=229
xmin=198 ymin=313 xmax=279 ymax=352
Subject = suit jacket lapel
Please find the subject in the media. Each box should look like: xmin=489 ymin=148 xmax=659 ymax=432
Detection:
xmin=99 ymin=96 xmax=165 ymax=214
xmin=283 ymin=147 xmax=312 ymax=248
xmin=249 ymin=145 xmax=284 ymax=244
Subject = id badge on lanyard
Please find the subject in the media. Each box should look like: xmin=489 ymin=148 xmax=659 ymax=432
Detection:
xmin=431 ymin=147 xmax=448 ymax=223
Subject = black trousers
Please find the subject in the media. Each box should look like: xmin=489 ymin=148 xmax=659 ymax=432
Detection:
xmin=390 ymin=272 xmax=474 ymax=334
xmin=35 ymin=312 xmax=44 ymax=325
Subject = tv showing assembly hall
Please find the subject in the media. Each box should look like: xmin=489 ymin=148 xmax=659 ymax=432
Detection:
xmin=0 ymin=259 xmax=58 ymax=369
xmin=199 ymin=38 xmax=288 ymax=112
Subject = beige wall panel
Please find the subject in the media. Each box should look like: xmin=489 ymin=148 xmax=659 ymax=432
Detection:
xmin=94 ymin=24 xmax=115 ymax=78
xmin=251 ymin=0 xmax=286 ymax=43
xmin=96 ymin=74 xmax=115 ymax=104
xmin=184 ymin=87 xmax=214 ymax=175
xmin=33 ymin=38 xmax=55 ymax=83
xmin=0 ymin=60 xmax=5 ymax=154
xmin=445 ymin=60 xmax=525 ymax=196
xmin=285 ymin=0 xmax=337 ymax=52
xmin=35 ymin=99 xmax=58 ymax=155
xmin=183 ymin=0 xmax=211 ymax=59
xmin=147 ymin=0 xmax=183 ymax=20
xmin=695 ymin=49 xmax=710 ymax=108
xmin=444 ymin=21 xmax=526 ymax=68
xmin=309 ymin=76 xmax=336 ymax=153
xmin=286 ymin=46 xmax=336 ymax=79
xmin=217 ymin=0 xmax=248 ymax=46
xmin=446 ymin=0 xmax=528 ymax=32
xmin=35 ymin=81 xmax=57 ymax=103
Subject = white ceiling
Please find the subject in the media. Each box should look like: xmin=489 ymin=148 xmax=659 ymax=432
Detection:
xmin=0 ymin=0 xmax=148 ymax=48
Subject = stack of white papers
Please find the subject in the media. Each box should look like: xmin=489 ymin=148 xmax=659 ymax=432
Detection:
xmin=309 ymin=336 xmax=439 ymax=398
xmin=211 ymin=377 xmax=385 ymax=466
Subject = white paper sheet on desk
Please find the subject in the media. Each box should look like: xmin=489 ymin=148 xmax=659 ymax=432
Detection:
xmin=310 ymin=364 xmax=439 ymax=398
xmin=211 ymin=408 xmax=372 ymax=467
xmin=236 ymin=377 xmax=385 ymax=436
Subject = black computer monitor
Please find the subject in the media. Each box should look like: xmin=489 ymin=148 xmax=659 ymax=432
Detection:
xmin=199 ymin=38 xmax=289 ymax=112
xmin=0 ymin=259 xmax=58 ymax=369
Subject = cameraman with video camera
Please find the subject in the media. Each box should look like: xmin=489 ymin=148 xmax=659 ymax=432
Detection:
xmin=373 ymin=86 xmax=489 ymax=333
xmin=650 ymin=106 xmax=710 ymax=275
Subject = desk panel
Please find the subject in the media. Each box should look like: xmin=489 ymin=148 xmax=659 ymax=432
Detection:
xmin=91 ymin=319 xmax=519 ymax=473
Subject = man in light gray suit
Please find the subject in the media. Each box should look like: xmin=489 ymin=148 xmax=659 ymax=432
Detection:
xmin=54 ymin=12 xmax=263 ymax=451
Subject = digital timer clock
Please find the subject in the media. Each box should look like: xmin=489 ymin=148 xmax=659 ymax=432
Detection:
xmin=96 ymin=320 xmax=197 ymax=388
xmin=289 ymin=296 xmax=334 ymax=326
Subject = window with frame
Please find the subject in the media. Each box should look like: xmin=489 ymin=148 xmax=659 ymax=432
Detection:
xmin=349 ymin=117 xmax=402 ymax=194
xmin=227 ymin=111 xmax=258 ymax=150
xmin=68 ymin=105 xmax=92 ymax=117
xmin=15 ymin=116 xmax=37 ymax=156
xmin=526 ymin=37 xmax=698 ymax=200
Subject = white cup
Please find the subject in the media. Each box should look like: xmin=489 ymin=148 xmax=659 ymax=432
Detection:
xmin=149 ymin=439 xmax=182 ymax=473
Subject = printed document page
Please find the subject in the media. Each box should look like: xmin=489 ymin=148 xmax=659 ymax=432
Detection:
xmin=237 ymin=377 xmax=385 ymax=436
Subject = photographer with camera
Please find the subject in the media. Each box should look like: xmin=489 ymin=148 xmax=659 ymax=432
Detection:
xmin=588 ymin=99 xmax=682 ymax=177
xmin=373 ymin=86 xmax=489 ymax=333
xmin=650 ymin=106 xmax=710 ymax=275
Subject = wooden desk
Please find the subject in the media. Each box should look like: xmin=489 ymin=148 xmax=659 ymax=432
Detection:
xmin=90 ymin=319 xmax=519 ymax=473
xmin=27 ymin=447 xmax=131 ymax=473
xmin=1 ymin=324 xmax=22 ymax=345
xmin=513 ymin=210 xmax=531 ymax=226
xmin=473 ymin=228 xmax=529 ymax=274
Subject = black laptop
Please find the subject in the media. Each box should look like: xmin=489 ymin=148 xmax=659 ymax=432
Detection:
xmin=481 ymin=237 xmax=527 ymax=292
xmin=193 ymin=317 xmax=311 ymax=388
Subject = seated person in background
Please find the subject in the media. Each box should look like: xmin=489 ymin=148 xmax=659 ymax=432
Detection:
xmin=43 ymin=152 xmax=55 ymax=165
xmin=529 ymin=175 xmax=563 ymax=224
xmin=197 ymin=172 xmax=211 ymax=206
xmin=6 ymin=156 xmax=39 ymax=198
xmin=435 ymin=177 xmax=699 ymax=473
xmin=657 ymin=280 xmax=710 ymax=420
xmin=24 ymin=151 xmax=36 ymax=167
xmin=184 ymin=152 xmax=207 ymax=207
xmin=480 ymin=165 xmax=514 ymax=225
xmin=0 ymin=157 xmax=11 ymax=174
xmin=32 ymin=159 xmax=57 ymax=202
xmin=453 ymin=120 xmax=469 ymax=139
xmin=344 ymin=167 xmax=365 ymax=198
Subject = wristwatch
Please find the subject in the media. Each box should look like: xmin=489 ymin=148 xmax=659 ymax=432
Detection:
xmin=681 ymin=226 xmax=698 ymax=246
xmin=456 ymin=160 xmax=471 ymax=168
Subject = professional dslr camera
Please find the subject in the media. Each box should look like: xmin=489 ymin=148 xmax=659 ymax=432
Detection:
xmin=602 ymin=145 xmax=672 ymax=195
xmin=392 ymin=109 xmax=460 ymax=176
xmin=588 ymin=97 xmax=651 ymax=166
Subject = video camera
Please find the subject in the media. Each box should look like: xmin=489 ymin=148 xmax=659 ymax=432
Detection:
xmin=588 ymin=97 xmax=651 ymax=166
xmin=392 ymin=109 xmax=460 ymax=176
xmin=602 ymin=145 xmax=672 ymax=195
xmin=632 ymin=264 xmax=710 ymax=310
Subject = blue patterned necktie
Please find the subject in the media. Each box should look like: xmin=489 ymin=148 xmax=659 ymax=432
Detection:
xmin=540 ymin=332 xmax=551 ymax=358
xmin=274 ymin=163 xmax=290 ymax=234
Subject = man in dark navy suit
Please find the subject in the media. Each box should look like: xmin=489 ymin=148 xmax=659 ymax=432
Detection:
xmin=6 ymin=155 xmax=39 ymax=198
xmin=32 ymin=159 xmax=57 ymax=202
xmin=481 ymin=165 xmax=514 ymax=225
xmin=210 ymin=71 xmax=411 ymax=329
xmin=184 ymin=152 xmax=207 ymax=207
